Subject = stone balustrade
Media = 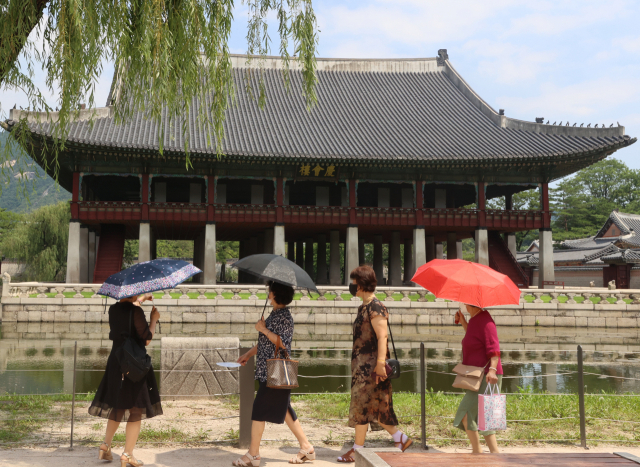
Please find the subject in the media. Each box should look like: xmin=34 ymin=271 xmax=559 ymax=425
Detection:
xmin=3 ymin=276 xmax=640 ymax=327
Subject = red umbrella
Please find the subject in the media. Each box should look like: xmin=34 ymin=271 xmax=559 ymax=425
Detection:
xmin=411 ymin=259 xmax=521 ymax=309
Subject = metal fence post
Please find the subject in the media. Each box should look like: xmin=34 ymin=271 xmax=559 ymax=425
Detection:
xmin=69 ymin=341 xmax=78 ymax=451
xmin=239 ymin=347 xmax=255 ymax=449
xmin=577 ymin=345 xmax=588 ymax=449
xmin=420 ymin=343 xmax=428 ymax=450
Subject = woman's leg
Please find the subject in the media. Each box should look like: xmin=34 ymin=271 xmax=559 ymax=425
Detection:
xmin=483 ymin=434 xmax=499 ymax=453
xmin=249 ymin=421 xmax=266 ymax=457
xmin=378 ymin=422 xmax=398 ymax=436
xmin=462 ymin=414 xmax=482 ymax=454
xmin=123 ymin=420 xmax=141 ymax=455
xmin=354 ymin=424 xmax=368 ymax=446
xmin=285 ymin=411 xmax=313 ymax=452
xmin=104 ymin=419 xmax=120 ymax=448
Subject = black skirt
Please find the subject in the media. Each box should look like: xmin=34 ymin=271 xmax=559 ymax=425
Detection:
xmin=88 ymin=346 xmax=163 ymax=423
xmin=251 ymin=381 xmax=297 ymax=424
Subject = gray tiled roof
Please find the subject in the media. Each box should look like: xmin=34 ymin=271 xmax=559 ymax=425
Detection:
xmin=600 ymin=249 xmax=640 ymax=263
xmin=596 ymin=211 xmax=640 ymax=237
xmin=563 ymin=236 xmax=619 ymax=249
xmin=7 ymin=55 xmax=636 ymax=163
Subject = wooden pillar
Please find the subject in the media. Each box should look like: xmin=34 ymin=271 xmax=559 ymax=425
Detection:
xmin=71 ymin=172 xmax=80 ymax=220
xmin=415 ymin=180 xmax=424 ymax=225
xmin=349 ymin=179 xmax=357 ymax=225
xmin=541 ymin=182 xmax=550 ymax=228
xmin=477 ymin=181 xmax=486 ymax=227
xmin=276 ymin=177 xmax=284 ymax=223
xmin=505 ymin=193 xmax=513 ymax=211
xmin=207 ymin=176 xmax=215 ymax=222
xmin=141 ymin=174 xmax=150 ymax=220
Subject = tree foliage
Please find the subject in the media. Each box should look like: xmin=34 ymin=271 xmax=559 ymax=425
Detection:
xmin=551 ymin=159 xmax=640 ymax=241
xmin=0 ymin=201 xmax=70 ymax=280
xmin=0 ymin=0 xmax=319 ymax=179
xmin=487 ymin=189 xmax=540 ymax=250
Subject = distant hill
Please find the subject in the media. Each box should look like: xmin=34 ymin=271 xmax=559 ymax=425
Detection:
xmin=0 ymin=131 xmax=70 ymax=213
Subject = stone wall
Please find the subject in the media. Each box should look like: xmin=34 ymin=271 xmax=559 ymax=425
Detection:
xmin=3 ymin=287 xmax=640 ymax=328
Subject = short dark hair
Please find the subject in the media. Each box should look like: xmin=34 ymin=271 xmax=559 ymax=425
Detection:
xmin=349 ymin=265 xmax=377 ymax=292
xmin=269 ymin=281 xmax=295 ymax=305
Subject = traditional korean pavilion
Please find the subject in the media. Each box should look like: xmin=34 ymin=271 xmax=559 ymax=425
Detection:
xmin=4 ymin=50 xmax=636 ymax=288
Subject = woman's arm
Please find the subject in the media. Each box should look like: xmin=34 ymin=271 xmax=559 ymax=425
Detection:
xmin=486 ymin=355 xmax=500 ymax=385
xmin=237 ymin=344 xmax=258 ymax=365
xmin=371 ymin=315 xmax=389 ymax=382
xmin=455 ymin=310 xmax=468 ymax=332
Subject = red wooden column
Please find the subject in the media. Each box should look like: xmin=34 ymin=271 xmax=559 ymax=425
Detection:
xmin=207 ymin=176 xmax=215 ymax=222
xmin=141 ymin=174 xmax=149 ymax=221
xmin=71 ymin=172 xmax=80 ymax=220
xmin=349 ymin=179 xmax=357 ymax=224
xmin=541 ymin=182 xmax=550 ymax=228
xmin=415 ymin=180 xmax=424 ymax=225
xmin=477 ymin=181 xmax=486 ymax=226
xmin=276 ymin=177 xmax=284 ymax=223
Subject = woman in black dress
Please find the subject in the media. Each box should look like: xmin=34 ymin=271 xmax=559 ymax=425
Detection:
xmin=89 ymin=294 xmax=162 ymax=467
xmin=234 ymin=281 xmax=315 ymax=466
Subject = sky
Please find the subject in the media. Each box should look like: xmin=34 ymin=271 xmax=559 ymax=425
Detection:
xmin=1 ymin=0 xmax=639 ymax=171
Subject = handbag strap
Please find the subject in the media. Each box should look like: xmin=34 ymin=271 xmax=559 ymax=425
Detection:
xmin=272 ymin=335 xmax=291 ymax=360
xmin=387 ymin=313 xmax=398 ymax=361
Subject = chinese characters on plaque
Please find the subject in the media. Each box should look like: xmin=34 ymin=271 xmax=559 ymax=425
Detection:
xmin=297 ymin=164 xmax=338 ymax=180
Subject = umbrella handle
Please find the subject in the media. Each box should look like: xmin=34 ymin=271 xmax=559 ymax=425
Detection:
xmin=261 ymin=297 xmax=269 ymax=319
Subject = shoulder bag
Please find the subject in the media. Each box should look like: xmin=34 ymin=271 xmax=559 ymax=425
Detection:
xmin=384 ymin=314 xmax=401 ymax=380
xmin=451 ymin=361 xmax=489 ymax=391
xmin=116 ymin=309 xmax=152 ymax=383
xmin=266 ymin=336 xmax=299 ymax=389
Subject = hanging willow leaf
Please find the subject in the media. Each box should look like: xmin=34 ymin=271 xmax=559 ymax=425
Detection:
xmin=0 ymin=0 xmax=319 ymax=184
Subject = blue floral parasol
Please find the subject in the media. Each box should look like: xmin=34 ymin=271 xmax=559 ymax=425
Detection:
xmin=97 ymin=258 xmax=201 ymax=300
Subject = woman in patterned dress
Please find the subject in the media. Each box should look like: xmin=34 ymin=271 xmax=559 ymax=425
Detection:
xmin=337 ymin=266 xmax=412 ymax=463
xmin=234 ymin=281 xmax=315 ymax=466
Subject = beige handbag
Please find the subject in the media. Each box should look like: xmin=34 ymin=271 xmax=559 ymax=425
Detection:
xmin=452 ymin=362 xmax=488 ymax=392
xmin=266 ymin=337 xmax=299 ymax=389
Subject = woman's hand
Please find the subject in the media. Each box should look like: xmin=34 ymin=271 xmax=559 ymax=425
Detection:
xmin=237 ymin=352 xmax=251 ymax=366
xmin=255 ymin=317 xmax=267 ymax=334
xmin=486 ymin=369 xmax=498 ymax=385
xmin=150 ymin=307 xmax=160 ymax=322
xmin=455 ymin=310 xmax=467 ymax=326
xmin=374 ymin=361 xmax=387 ymax=384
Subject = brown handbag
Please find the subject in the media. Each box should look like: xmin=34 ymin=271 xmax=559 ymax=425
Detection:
xmin=452 ymin=362 xmax=488 ymax=392
xmin=266 ymin=336 xmax=299 ymax=389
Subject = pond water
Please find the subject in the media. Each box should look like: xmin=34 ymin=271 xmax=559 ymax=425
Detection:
xmin=2 ymin=324 xmax=640 ymax=396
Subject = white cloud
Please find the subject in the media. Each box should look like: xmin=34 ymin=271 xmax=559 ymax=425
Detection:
xmin=612 ymin=35 xmax=640 ymax=53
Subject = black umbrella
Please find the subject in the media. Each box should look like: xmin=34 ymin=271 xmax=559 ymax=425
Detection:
xmin=231 ymin=254 xmax=319 ymax=293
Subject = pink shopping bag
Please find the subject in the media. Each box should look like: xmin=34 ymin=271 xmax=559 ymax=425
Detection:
xmin=478 ymin=384 xmax=506 ymax=432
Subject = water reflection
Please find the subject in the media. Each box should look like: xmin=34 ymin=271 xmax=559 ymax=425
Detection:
xmin=2 ymin=323 xmax=640 ymax=395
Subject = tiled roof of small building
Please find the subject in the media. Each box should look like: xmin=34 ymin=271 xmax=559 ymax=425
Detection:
xmin=6 ymin=52 xmax=636 ymax=164
xmin=596 ymin=211 xmax=640 ymax=237
xmin=600 ymin=249 xmax=640 ymax=264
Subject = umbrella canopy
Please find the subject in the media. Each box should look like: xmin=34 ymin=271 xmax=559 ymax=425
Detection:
xmin=232 ymin=254 xmax=319 ymax=293
xmin=98 ymin=258 xmax=201 ymax=300
xmin=411 ymin=259 xmax=521 ymax=309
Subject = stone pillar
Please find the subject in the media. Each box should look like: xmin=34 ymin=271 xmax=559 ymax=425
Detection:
xmin=264 ymin=228 xmax=274 ymax=255
xmin=358 ymin=239 xmax=365 ymax=266
xmin=475 ymin=228 xmax=489 ymax=265
xmin=403 ymin=238 xmax=413 ymax=284
xmin=413 ymin=227 xmax=426 ymax=278
xmin=425 ymin=235 xmax=435 ymax=263
xmin=329 ymin=230 xmax=341 ymax=285
xmin=373 ymin=235 xmax=384 ymax=283
xmin=345 ymin=226 xmax=359 ymax=285
xmin=88 ymin=229 xmax=96 ymax=283
xmin=274 ymin=225 xmax=285 ymax=257
xmin=257 ymin=233 xmax=265 ymax=255
xmin=316 ymin=234 xmax=327 ymax=284
xmin=446 ymin=232 xmax=457 ymax=260
xmin=203 ymin=223 xmax=217 ymax=284
xmin=296 ymin=241 xmax=304 ymax=268
xmin=539 ymin=228 xmax=555 ymax=288
xmin=388 ymin=231 xmax=402 ymax=286
xmin=287 ymin=240 xmax=295 ymax=261
xmin=506 ymin=233 xmax=517 ymax=258
xmin=248 ymin=237 xmax=258 ymax=283
xmin=305 ymin=238 xmax=314 ymax=279
xmin=65 ymin=221 xmax=81 ymax=283
xmin=456 ymin=240 xmax=463 ymax=260
xmin=238 ymin=240 xmax=247 ymax=283
xmin=435 ymin=242 xmax=444 ymax=260
xmin=138 ymin=222 xmax=152 ymax=263
xmin=79 ymin=225 xmax=89 ymax=282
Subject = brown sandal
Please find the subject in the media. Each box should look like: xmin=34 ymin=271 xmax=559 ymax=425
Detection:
xmin=395 ymin=436 xmax=413 ymax=452
xmin=337 ymin=448 xmax=356 ymax=463
xmin=99 ymin=443 xmax=113 ymax=461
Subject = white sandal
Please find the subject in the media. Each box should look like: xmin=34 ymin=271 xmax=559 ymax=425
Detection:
xmin=232 ymin=452 xmax=261 ymax=467
xmin=289 ymin=448 xmax=316 ymax=464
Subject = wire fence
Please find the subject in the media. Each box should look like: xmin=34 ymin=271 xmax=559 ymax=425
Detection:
xmin=2 ymin=343 xmax=640 ymax=449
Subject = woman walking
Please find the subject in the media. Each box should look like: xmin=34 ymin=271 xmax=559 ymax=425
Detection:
xmin=337 ymin=266 xmax=411 ymax=463
xmin=89 ymin=293 xmax=162 ymax=467
xmin=235 ymin=281 xmax=315 ymax=466
xmin=453 ymin=303 xmax=503 ymax=454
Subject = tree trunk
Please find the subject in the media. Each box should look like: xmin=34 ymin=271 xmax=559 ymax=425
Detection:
xmin=0 ymin=0 xmax=49 ymax=84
